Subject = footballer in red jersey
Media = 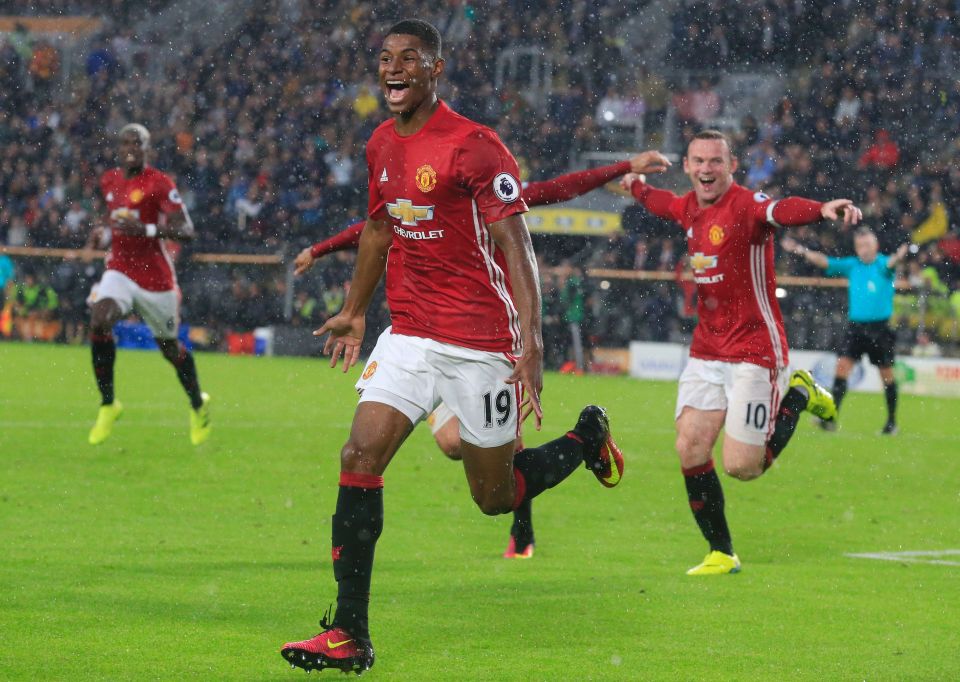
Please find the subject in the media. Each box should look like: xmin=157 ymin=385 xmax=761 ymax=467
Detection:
xmin=623 ymin=130 xmax=861 ymax=576
xmin=280 ymin=20 xmax=624 ymax=676
xmin=85 ymin=124 xmax=210 ymax=447
xmin=291 ymin=153 xmax=665 ymax=563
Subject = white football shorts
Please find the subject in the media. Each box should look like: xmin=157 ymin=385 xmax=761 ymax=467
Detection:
xmin=88 ymin=269 xmax=180 ymax=339
xmin=675 ymin=357 xmax=788 ymax=446
xmin=356 ymin=327 xmax=521 ymax=448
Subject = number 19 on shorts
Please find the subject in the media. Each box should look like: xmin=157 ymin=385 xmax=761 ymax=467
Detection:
xmin=482 ymin=389 xmax=512 ymax=428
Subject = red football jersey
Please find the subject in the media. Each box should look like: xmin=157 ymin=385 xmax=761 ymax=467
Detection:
xmin=100 ymin=166 xmax=184 ymax=291
xmin=366 ymin=100 xmax=529 ymax=352
xmin=639 ymin=182 xmax=789 ymax=369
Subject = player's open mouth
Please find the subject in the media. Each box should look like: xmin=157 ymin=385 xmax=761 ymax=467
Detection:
xmin=699 ymin=177 xmax=716 ymax=188
xmin=385 ymin=81 xmax=410 ymax=104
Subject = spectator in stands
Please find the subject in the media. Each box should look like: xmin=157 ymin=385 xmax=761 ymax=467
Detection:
xmin=28 ymin=39 xmax=59 ymax=103
xmin=834 ymin=86 xmax=861 ymax=126
xmin=0 ymin=253 xmax=14 ymax=310
xmin=858 ymin=129 xmax=900 ymax=170
xmin=13 ymin=270 xmax=59 ymax=341
xmin=557 ymin=261 xmax=586 ymax=373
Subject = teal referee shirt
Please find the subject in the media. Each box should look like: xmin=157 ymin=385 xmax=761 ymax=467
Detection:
xmin=825 ymin=254 xmax=895 ymax=322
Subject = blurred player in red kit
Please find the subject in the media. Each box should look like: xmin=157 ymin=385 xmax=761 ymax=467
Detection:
xmin=85 ymin=124 xmax=210 ymax=446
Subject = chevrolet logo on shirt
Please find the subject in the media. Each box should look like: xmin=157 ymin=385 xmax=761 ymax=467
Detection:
xmin=690 ymin=252 xmax=718 ymax=273
xmin=387 ymin=199 xmax=434 ymax=226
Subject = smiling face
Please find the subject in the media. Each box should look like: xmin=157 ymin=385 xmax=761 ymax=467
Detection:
xmin=683 ymin=137 xmax=738 ymax=207
xmin=378 ymin=33 xmax=443 ymax=120
xmin=118 ymin=129 xmax=146 ymax=175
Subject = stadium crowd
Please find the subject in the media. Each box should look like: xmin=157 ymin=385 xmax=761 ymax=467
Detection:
xmin=1 ymin=0 xmax=959 ymax=361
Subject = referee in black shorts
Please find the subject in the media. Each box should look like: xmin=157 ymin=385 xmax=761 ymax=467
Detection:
xmin=782 ymin=228 xmax=908 ymax=434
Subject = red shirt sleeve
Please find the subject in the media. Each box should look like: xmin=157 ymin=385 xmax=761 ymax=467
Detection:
xmin=156 ymin=173 xmax=184 ymax=214
xmin=523 ymin=161 xmax=631 ymax=206
xmin=311 ymin=221 xmax=364 ymax=258
xmin=629 ymin=179 xmax=681 ymax=221
xmin=456 ymin=129 xmax=528 ymax=224
xmin=752 ymin=195 xmax=824 ymax=227
xmin=366 ymin=139 xmax=387 ymax=220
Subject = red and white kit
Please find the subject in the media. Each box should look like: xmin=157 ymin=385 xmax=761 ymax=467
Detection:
xmin=631 ymin=180 xmax=824 ymax=443
xmin=100 ymin=166 xmax=183 ymax=292
xmin=366 ymin=100 xmax=528 ymax=353
xmin=91 ymin=167 xmax=186 ymax=339
xmin=358 ymin=101 xmax=529 ymax=446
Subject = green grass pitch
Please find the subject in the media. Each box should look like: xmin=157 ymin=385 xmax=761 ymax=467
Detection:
xmin=1 ymin=342 xmax=958 ymax=680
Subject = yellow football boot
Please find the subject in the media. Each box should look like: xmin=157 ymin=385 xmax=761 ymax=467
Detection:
xmin=88 ymin=401 xmax=123 ymax=445
xmin=190 ymin=393 xmax=212 ymax=445
xmin=686 ymin=550 xmax=741 ymax=576
xmin=789 ymin=369 xmax=837 ymax=422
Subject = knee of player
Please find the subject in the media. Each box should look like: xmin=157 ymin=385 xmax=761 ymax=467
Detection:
xmin=723 ymin=460 xmax=762 ymax=481
xmin=472 ymin=489 xmax=513 ymax=516
xmin=89 ymin=318 xmax=113 ymax=336
xmin=675 ymin=432 xmax=707 ymax=459
xmin=339 ymin=439 xmax=380 ymax=473
xmin=434 ymin=434 xmax=462 ymax=460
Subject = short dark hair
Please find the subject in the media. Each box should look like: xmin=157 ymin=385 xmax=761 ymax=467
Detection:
xmin=387 ymin=19 xmax=442 ymax=59
xmin=854 ymin=226 xmax=876 ymax=239
xmin=689 ymin=129 xmax=734 ymax=156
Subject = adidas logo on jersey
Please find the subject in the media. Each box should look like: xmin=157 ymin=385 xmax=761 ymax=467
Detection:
xmin=380 ymin=168 xmax=388 ymax=183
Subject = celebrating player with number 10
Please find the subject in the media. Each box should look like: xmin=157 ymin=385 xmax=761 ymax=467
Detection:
xmin=280 ymin=19 xmax=625 ymax=675
xmin=622 ymin=130 xmax=862 ymax=576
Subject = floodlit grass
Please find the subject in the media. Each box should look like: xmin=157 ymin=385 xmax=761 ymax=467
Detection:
xmin=1 ymin=342 xmax=958 ymax=680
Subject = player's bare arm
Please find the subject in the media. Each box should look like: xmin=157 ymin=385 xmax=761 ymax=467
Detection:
xmin=314 ymin=217 xmax=392 ymax=372
xmin=488 ymin=213 xmax=544 ymax=429
xmin=781 ymin=236 xmax=829 ymax=269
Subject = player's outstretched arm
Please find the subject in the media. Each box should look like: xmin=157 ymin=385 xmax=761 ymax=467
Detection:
xmin=522 ymin=152 xmax=670 ymax=207
xmin=620 ymin=168 xmax=680 ymax=221
xmin=314 ymin=217 xmax=391 ymax=372
xmin=488 ymin=214 xmax=544 ymax=430
xmin=762 ymin=197 xmax=862 ymax=229
xmin=780 ymin=236 xmax=829 ymax=269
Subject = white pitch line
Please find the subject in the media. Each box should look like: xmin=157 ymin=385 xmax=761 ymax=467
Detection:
xmin=845 ymin=550 xmax=960 ymax=567
xmin=0 ymin=420 xmax=354 ymax=430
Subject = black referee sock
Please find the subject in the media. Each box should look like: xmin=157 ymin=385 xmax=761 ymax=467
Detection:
xmin=331 ymin=474 xmax=384 ymax=641
xmin=682 ymin=460 xmax=733 ymax=556
xmin=166 ymin=343 xmax=204 ymax=410
xmin=512 ymin=433 xmax=584 ymax=502
xmin=884 ymin=381 xmax=898 ymax=424
xmin=91 ymin=333 xmax=116 ymax=405
xmin=832 ymin=377 xmax=848 ymax=413
xmin=763 ymin=388 xmax=808 ymax=470
xmin=510 ymin=497 xmax=534 ymax=550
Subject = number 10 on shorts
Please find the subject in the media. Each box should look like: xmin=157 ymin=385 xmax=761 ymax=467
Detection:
xmin=745 ymin=402 xmax=768 ymax=430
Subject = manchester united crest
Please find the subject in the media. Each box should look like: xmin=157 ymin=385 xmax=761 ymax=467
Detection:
xmin=708 ymin=224 xmax=725 ymax=246
xmin=129 ymin=188 xmax=145 ymax=204
xmin=362 ymin=361 xmax=378 ymax=380
xmin=415 ymin=164 xmax=437 ymax=193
